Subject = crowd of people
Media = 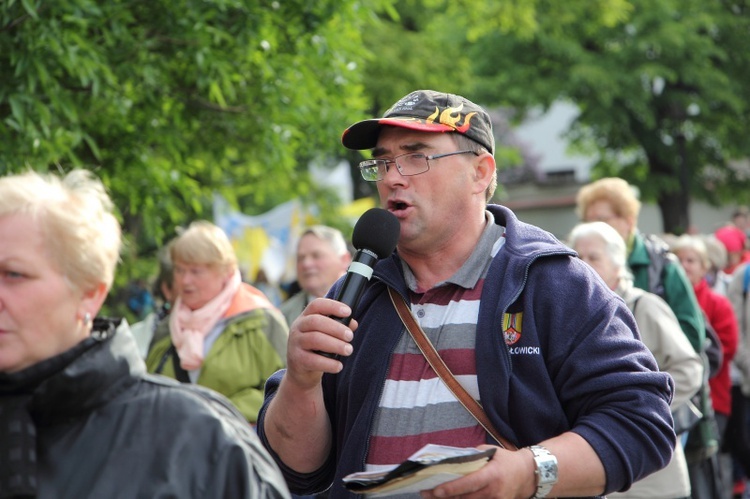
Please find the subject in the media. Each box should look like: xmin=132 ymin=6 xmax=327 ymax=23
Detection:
xmin=3 ymin=88 xmax=750 ymax=499
xmin=575 ymin=177 xmax=750 ymax=499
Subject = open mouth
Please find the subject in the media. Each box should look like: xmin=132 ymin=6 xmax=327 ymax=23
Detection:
xmin=389 ymin=200 xmax=410 ymax=213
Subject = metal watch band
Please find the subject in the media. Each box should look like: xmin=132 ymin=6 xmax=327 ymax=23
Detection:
xmin=528 ymin=445 xmax=558 ymax=499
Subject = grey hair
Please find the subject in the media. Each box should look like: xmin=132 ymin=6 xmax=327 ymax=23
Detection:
xmin=299 ymin=225 xmax=349 ymax=256
xmin=567 ymin=221 xmax=631 ymax=282
xmin=671 ymin=234 xmax=711 ymax=270
xmin=701 ymin=235 xmax=728 ymax=272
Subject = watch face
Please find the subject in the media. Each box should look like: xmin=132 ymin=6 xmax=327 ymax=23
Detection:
xmin=530 ymin=445 xmax=558 ymax=497
xmin=539 ymin=460 xmax=558 ymax=483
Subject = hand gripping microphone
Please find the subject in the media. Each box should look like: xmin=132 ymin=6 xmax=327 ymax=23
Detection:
xmin=317 ymin=208 xmax=400 ymax=358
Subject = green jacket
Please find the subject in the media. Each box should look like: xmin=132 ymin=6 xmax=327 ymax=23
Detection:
xmin=146 ymin=306 xmax=288 ymax=423
xmin=629 ymin=233 xmax=716 ymax=462
xmin=628 ymin=232 xmax=705 ymax=352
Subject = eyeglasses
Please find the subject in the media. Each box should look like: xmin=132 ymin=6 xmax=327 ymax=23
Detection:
xmin=358 ymin=150 xmax=480 ymax=182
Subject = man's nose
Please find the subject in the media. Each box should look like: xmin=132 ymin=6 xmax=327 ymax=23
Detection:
xmin=381 ymin=161 xmax=406 ymax=185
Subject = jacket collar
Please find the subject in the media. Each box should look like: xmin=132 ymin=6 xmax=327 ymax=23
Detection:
xmin=27 ymin=319 xmax=145 ymax=426
xmin=373 ymin=204 xmax=575 ymax=293
xmin=628 ymin=233 xmax=651 ymax=267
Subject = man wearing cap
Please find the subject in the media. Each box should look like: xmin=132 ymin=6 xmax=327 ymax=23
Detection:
xmin=257 ymin=90 xmax=675 ymax=498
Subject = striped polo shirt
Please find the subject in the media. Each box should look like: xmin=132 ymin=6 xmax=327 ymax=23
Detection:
xmin=365 ymin=212 xmax=506 ymax=472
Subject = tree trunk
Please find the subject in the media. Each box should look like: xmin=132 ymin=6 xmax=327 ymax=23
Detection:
xmin=657 ymin=190 xmax=690 ymax=235
xmin=655 ymin=133 xmax=691 ymax=235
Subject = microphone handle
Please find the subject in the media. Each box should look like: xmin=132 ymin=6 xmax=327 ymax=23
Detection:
xmin=332 ymin=249 xmax=377 ymax=324
xmin=316 ymin=249 xmax=378 ymax=359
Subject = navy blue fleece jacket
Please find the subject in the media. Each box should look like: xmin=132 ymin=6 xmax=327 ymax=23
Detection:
xmin=258 ymin=204 xmax=675 ymax=498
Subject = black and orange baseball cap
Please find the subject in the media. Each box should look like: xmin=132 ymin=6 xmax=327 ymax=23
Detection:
xmin=341 ymin=90 xmax=495 ymax=155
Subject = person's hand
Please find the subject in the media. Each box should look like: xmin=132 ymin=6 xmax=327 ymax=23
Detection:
xmin=284 ymin=297 xmax=358 ymax=389
xmin=420 ymin=446 xmax=536 ymax=499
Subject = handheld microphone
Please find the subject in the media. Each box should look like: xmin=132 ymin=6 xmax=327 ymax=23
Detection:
xmin=317 ymin=208 xmax=400 ymax=358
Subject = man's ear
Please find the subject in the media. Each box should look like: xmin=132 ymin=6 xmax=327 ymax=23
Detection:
xmin=473 ymin=153 xmax=496 ymax=194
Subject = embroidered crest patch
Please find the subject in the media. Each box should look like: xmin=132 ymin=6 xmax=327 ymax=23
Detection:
xmin=502 ymin=312 xmax=523 ymax=345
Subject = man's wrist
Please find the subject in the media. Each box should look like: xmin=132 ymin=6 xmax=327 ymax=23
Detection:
xmin=527 ymin=445 xmax=558 ymax=498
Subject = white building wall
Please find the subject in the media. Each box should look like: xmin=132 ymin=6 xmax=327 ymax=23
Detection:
xmin=504 ymin=101 xmax=736 ymax=240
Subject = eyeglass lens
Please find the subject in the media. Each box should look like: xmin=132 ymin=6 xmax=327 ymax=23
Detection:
xmin=360 ymin=153 xmax=428 ymax=181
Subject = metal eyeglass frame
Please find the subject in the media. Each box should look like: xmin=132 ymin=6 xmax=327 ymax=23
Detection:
xmin=358 ymin=150 xmax=480 ymax=182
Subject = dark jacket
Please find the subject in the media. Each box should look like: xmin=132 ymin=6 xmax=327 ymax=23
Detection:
xmin=0 ymin=319 xmax=290 ymax=499
xmin=258 ymin=205 xmax=675 ymax=498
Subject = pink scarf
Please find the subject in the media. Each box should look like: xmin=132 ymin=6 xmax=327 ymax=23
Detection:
xmin=170 ymin=269 xmax=241 ymax=371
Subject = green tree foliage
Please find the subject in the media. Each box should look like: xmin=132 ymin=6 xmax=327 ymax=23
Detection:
xmin=301 ymin=0 xmax=536 ymax=208
xmin=352 ymin=0 xmax=635 ymax=198
xmin=467 ymin=0 xmax=750 ymax=233
xmin=0 ymin=0 xmax=389 ymax=314
xmin=0 ymin=0 xmax=386 ymax=236
xmin=4 ymin=0 xmax=749 ymax=313
xmin=356 ymin=0 xmax=749 ymax=233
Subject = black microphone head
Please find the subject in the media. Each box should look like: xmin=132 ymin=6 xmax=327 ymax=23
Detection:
xmin=351 ymin=208 xmax=400 ymax=259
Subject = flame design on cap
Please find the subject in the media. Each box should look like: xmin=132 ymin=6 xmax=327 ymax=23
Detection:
xmin=426 ymin=104 xmax=477 ymax=133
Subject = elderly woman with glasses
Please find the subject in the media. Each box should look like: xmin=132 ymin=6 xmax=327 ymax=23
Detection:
xmin=568 ymin=221 xmax=703 ymax=499
xmin=146 ymin=220 xmax=288 ymax=425
xmin=0 ymin=169 xmax=289 ymax=498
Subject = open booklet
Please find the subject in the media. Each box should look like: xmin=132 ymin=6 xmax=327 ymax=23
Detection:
xmin=342 ymin=444 xmax=496 ymax=497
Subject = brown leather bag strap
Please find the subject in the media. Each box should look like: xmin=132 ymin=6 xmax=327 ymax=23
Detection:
xmin=387 ymin=287 xmax=517 ymax=451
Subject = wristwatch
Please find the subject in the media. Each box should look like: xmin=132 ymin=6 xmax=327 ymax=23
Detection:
xmin=528 ymin=445 xmax=558 ymax=498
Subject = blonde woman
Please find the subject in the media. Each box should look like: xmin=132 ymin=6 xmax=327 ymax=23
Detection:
xmin=576 ymin=177 xmax=705 ymax=353
xmin=0 ymin=170 xmax=289 ymax=498
xmin=146 ymin=220 xmax=288 ymax=424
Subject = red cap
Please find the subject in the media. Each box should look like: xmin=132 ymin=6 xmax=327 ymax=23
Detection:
xmin=714 ymin=225 xmax=746 ymax=253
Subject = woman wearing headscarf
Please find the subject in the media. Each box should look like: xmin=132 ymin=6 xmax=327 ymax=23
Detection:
xmin=146 ymin=220 xmax=288 ymax=424
xmin=0 ymin=169 xmax=289 ymax=498
xmin=569 ymin=221 xmax=703 ymax=499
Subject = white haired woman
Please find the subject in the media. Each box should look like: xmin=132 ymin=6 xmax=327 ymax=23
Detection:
xmin=0 ymin=169 xmax=289 ymax=499
xmin=146 ymin=220 xmax=288 ymax=424
xmin=569 ymin=221 xmax=703 ymax=499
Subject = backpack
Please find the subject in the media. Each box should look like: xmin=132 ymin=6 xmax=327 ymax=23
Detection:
xmin=639 ymin=234 xmax=723 ymax=463
xmin=641 ymin=234 xmax=723 ymax=379
xmin=642 ymin=234 xmax=672 ymax=298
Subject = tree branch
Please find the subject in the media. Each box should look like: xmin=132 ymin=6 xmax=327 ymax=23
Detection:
xmin=1 ymin=13 xmax=31 ymax=33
